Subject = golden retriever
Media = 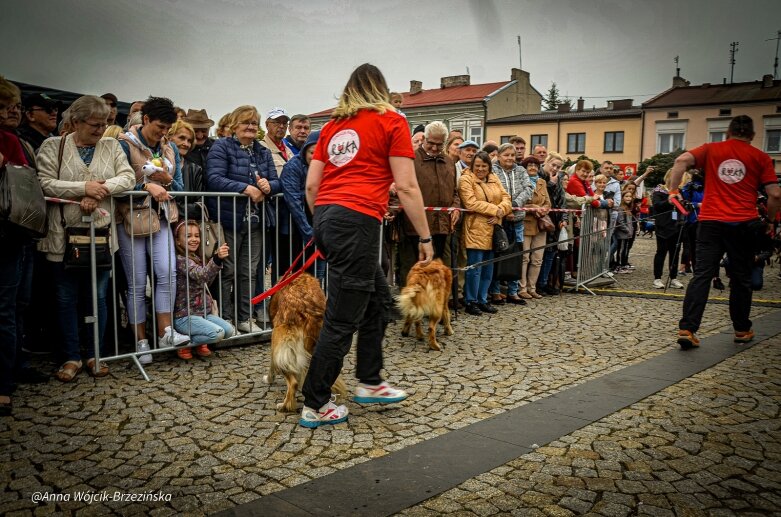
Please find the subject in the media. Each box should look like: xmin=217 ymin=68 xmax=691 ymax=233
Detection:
xmin=397 ymin=259 xmax=453 ymax=351
xmin=264 ymin=273 xmax=346 ymax=412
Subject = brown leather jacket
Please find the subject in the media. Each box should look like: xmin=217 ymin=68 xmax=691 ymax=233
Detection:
xmin=402 ymin=147 xmax=460 ymax=236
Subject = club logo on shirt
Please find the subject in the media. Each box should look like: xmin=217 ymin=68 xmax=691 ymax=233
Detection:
xmin=327 ymin=130 xmax=360 ymax=167
xmin=717 ymin=159 xmax=746 ymax=184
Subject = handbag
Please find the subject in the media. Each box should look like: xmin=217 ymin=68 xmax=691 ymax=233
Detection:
xmin=492 ymin=224 xmax=510 ymax=253
xmin=63 ymin=226 xmax=112 ymax=270
xmin=117 ymin=197 xmax=161 ymax=237
xmin=0 ymin=163 xmax=48 ymax=238
xmin=53 ymin=137 xmax=112 ymax=270
xmin=194 ymin=201 xmax=224 ymax=259
xmin=537 ymin=214 xmax=556 ymax=233
xmin=494 ymin=242 xmax=522 ymax=281
xmin=476 ymin=181 xmax=509 ymax=253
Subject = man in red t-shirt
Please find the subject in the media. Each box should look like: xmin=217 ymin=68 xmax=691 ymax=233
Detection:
xmin=669 ymin=115 xmax=780 ymax=349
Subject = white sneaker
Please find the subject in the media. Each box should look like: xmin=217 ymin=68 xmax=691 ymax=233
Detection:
xmin=237 ymin=319 xmax=261 ymax=333
xmin=299 ymin=396 xmax=348 ymax=428
xmin=159 ymin=326 xmax=190 ymax=348
xmin=353 ymin=381 xmax=408 ymax=404
xmin=653 ymin=279 xmax=665 ymax=289
xmin=136 ymin=339 xmax=152 ymax=365
xmin=670 ymin=279 xmax=684 ymax=289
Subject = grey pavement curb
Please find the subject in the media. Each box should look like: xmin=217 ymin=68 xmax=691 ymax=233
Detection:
xmin=214 ymin=310 xmax=781 ymax=517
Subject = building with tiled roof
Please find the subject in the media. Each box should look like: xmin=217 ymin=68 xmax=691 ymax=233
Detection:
xmin=642 ymin=74 xmax=781 ymax=171
xmin=486 ymin=98 xmax=643 ymax=169
xmin=309 ymin=68 xmax=542 ymax=147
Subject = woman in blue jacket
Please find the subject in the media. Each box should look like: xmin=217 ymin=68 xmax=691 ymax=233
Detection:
xmin=205 ymin=105 xmax=279 ymax=334
xmin=280 ymin=131 xmax=325 ymax=280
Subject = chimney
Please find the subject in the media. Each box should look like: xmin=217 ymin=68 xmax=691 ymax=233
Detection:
xmin=557 ymin=103 xmax=571 ymax=113
xmin=672 ymin=75 xmax=690 ymax=88
xmin=410 ymin=80 xmax=422 ymax=95
xmin=607 ymin=99 xmax=633 ymax=110
xmin=577 ymin=97 xmax=584 ymax=112
xmin=762 ymin=74 xmax=774 ymax=88
xmin=440 ymin=75 xmax=470 ymax=88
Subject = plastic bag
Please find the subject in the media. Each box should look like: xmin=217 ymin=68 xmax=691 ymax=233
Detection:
xmin=557 ymin=227 xmax=569 ymax=251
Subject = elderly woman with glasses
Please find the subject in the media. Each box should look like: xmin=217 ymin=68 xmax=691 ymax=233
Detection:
xmin=205 ymin=105 xmax=280 ymax=334
xmin=36 ymin=95 xmax=136 ymax=382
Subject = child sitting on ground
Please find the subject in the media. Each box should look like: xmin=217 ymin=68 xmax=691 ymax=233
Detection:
xmin=173 ymin=220 xmax=235 ymax=360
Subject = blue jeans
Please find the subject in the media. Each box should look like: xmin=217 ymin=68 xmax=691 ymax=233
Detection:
xmin=465 ymin=249 xmax=494 ymax=304
xmin=537 ymin=247 xmax=556 ymax=290
xmin=52 ymin=262 xmax=110 ymax=362
xmin=0 ymin=242 xmax=24 ymax=396
xmin=174 ymin=314 xmax=234 ymax=345
xmin=489 ymin=224 xmax=523 ymax=296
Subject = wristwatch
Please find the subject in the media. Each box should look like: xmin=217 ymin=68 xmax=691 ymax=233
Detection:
xmin=419 ymin=236 xmax=432 ymax=244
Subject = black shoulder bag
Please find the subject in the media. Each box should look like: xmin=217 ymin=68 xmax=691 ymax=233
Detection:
xmin=477 ymin=180 xmax=510 ymax=253
xmin=58 ymin=137 xmax=112 ymax=270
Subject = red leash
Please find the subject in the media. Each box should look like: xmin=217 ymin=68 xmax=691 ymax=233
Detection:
xmin=251 ymin=240 xmax=323 ymax=305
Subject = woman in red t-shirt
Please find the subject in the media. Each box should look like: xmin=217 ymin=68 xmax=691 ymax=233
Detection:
xmin=299 ymin=63 xmax=434 ymax=428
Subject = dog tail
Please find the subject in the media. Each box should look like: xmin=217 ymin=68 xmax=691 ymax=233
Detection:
xmin=271 ymin=326 xmax=311 ymax=376
xmin=397 ymin=284 xmax=426 ymax=320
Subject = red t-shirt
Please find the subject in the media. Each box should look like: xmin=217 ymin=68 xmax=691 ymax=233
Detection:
xmin=689 ymin=139 xmax=777 ymax=222
xmin=313 ymin=109 xmax=413 ymax=221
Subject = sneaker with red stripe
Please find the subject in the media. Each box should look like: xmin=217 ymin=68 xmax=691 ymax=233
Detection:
xmin=353 ymin=381 xmax=408 ymax=404
xmin=299 ymin=397 xmax=348 ymax=428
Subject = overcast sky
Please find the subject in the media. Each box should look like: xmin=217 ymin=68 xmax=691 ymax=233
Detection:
xmin=4 ymin=0 xmax=780 ymax=123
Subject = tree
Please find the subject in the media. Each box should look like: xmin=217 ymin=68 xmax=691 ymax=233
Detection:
xmin=637 ymin=149 xmax=686 ymax=188
xmin=543 ymin=82 xmax=567 ymax=111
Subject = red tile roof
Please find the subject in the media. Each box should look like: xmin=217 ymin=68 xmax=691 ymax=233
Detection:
xmin=309 ymin=81 xmax=511 ymax=118
xmin=643 ymin=79 xmax=781 ymax=108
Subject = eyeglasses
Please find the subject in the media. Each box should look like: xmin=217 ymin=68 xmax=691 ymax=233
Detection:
xmin=240 ymin=121 xmax=259 ymax=127
xmin=268 ymin=119 xmax=288 ymax=126
xmin=29 ymin=107 xmax=58 ymax=115
xmin=425 ymin=140 xmax=444 ymax=149
xmin=80 ymin=121 xmax=108 ymax=131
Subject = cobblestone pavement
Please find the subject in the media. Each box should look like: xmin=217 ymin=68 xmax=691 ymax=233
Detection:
xmin=398 ymin=333 xmax=781 ymax=517
xmin=1 ymin=239 xmax=779 ymax=516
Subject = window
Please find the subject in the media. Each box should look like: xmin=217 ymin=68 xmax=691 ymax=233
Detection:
xmin=530 ymin=134 xmax=548 ymax=148
xmin=667 ymin=112 xmax=678 ymax=119
xmin=719 ymin=108 xmax=731 ymax=117
xmin=500 ymin=135 xmax=512 ymax=144
xmin=658 ymin=133 xmax=685 ymax=153
xmin=567 ymin=133 xmax=585 ymax=154
xmin=469 ymin=126 xmax=483 ymax=147
xmin=767 ymin=129 xmax=781 ymax=153
xmin=604 ymin=131 xmax=624 ymax=152
xmin=656 ymin=120 xmax=687 ymax=154
xmin=709 ymin=131 xmax=726 ymax=143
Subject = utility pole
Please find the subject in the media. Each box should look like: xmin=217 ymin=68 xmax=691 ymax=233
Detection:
xmin=767 ymin=30 xmax=781 ymax=80
xmin=517 ymin=35 xmax=522 ymax=71
xmin=729 ymin=41 xmax=739 ymax=83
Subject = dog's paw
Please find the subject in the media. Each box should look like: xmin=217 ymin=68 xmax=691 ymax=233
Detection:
xmin=444 ymin=327 xmax=454 ymax=336
xmin=429 ymin=341 xmax=442 ymax=352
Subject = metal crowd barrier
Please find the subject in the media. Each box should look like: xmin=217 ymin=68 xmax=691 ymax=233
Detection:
xmin=572 ymin=205 xmax=615 ymax=295
xmin=83 ymin=192 xmax=329 ymax=380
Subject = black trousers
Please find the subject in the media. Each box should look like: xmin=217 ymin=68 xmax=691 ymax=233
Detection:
xmin=653 ymin=234 xmax=681 ymax=279
xmin=302 ymin=205 xmax=390 ymax=410
xmin=680 ymin=221 xmax=755 ymax=333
